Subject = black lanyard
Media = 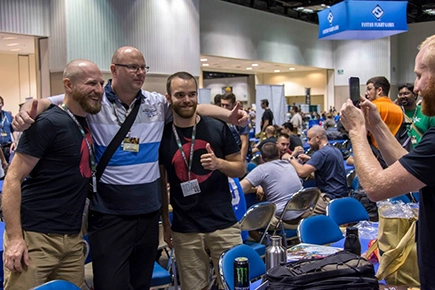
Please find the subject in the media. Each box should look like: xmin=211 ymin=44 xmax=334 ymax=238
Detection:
xmin=172 ymin=120 xmax=197 ymax=181
xmin=60 ymin=104 xmax=97 ymax=191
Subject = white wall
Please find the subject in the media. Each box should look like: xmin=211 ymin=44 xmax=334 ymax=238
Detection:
xmin=259 ymin=70 xmax=327 ymax=97
xmin=333 ymin=38 xmax=391 ymax=86
xmin=50 ymin=0 xmax=201 ymax=76
xmin=395 ymin=22 xmax=435 ymax=84
xmin=0 ymin=53 xmax=37 ymax=113
xmin=203 ymin=76 xmax=250 ymax=103
xmin=200 ymin=0 xmax=335 ymax=69
xmin=0 ymin=0 xmax=50 ymax=37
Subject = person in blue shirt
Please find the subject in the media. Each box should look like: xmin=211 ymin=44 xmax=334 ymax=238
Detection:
xmin=0 ymin=96 xmax=14 ymax=162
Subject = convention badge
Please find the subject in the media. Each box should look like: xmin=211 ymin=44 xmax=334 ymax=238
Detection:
xmin=181 ymin=179 xmax=201 ymax=197
xmin=411 ymin=136 xmax=417 ymax=145
xmin=123 ymin=137 xmax=140 ymax=152
xmin=1 ymin=131 xmax=7 ymax=137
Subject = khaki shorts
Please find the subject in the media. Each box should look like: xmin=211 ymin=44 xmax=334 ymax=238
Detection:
xmin=313 ymin=193 xmax=331 ymax=215
xmin=3 ymin=230 xmax=85 ymax=290
xmin=172 ymin=223 xmax=242 ymax=290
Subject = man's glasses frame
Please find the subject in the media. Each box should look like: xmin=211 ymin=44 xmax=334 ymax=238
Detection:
xmin=114 ymin=64 xmax=150 ymax=73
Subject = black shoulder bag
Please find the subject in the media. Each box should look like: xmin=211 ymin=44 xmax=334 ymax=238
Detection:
xmin=96 ymin=97 xmax=141 ymax=181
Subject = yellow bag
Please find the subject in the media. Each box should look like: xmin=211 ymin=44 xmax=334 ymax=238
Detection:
xmin=376 ymin=206 xmax=419 ymax=286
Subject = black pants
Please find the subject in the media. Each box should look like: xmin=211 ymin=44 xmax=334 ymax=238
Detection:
xmin=88 ymin=210 xmax=160 ymax=290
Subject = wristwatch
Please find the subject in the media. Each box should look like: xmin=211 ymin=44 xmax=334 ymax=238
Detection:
xmin=288 ymin=156 xmax=295 ymax=162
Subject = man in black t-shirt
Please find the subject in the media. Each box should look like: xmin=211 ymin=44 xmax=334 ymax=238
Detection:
xmin=260 ymin=98 xmax=274 ymax=132
xmin=1 ymin=59 xmax=104 ymax=289
xmin=159 ymin=71 xmax=245 ymax=290
xmin=340 ymin=34 xmax=435 ymax=289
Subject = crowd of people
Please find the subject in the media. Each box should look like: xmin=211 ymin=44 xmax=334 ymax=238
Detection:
xmin=1 ymin=33 xmax=435 ymax=290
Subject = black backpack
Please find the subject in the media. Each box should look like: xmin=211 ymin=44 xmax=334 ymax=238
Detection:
xmin=266 ymin=251 xmax=379 ymax=290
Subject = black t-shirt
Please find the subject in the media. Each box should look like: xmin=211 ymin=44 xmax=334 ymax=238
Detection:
xmin=289 ymin=135 xmax=302 ymax=151
xmin=159 ymin=116 xmax=240 ymax=233
xmin=399 ymin=127 xmax=435 ymax=288
xmin=261 ymin=108 xmax=274 ymax=129
xmin=17 ymin=105 xmax=91 ymax=234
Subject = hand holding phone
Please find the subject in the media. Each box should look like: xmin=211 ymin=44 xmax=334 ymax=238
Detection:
xmin=349 ymin=77 xmax=360 ymax=106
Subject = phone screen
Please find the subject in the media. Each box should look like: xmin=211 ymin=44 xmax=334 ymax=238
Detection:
xmin=349 ymin=77 xmax=360 ymax=106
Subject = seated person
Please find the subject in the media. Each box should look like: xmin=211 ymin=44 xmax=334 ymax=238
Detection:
xmin=323 ymin=113 xmax=336 ymax=130
xmin=281 ymin=122 xmax=303 ymax=151
xmin=276 ymin=133 xmax=292 ymax=159
xmin=240 ymin=143 xmax=304 ymax=235
xmin=284 ymin=125 xmax=348 ymax=215
xmin=252 ymin=125 xmax=276 ymax=154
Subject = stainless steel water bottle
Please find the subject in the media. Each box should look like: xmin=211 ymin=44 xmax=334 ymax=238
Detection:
xmin=266 ymin=235 xmax=286 ymax=270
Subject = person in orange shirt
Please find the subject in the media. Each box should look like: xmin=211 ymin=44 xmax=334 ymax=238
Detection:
xmin=365 ymin=76 xmax=403 ymax=149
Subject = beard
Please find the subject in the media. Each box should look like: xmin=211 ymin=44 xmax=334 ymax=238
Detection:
xmin=71 ymin=89 xmax=102 ymax=115
xmin=421 ymin=77 xmax=435 ymax=116
xmin=398 ymin=98 xmax=410 ymax=107
xmin=172 ymin=102 xmax=197 ymax=119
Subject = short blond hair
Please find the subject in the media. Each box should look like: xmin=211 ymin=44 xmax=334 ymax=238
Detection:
xmin=418 ymin=34 xmax=435 ymax=74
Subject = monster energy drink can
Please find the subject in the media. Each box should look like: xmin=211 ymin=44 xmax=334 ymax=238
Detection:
xmin=234 ymin=257 xmax=249 ymax=290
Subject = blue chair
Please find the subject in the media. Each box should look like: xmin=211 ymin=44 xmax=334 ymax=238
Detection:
xmin=151 ymin=222 xmax=176 ymax=289
xmin=229 ymin=177 xmax=248 ymax=241
xmin=240 ymin=202 xmax=276 ymax=256
xmin=32 ymin=280 xmax=80 ymax=290
xmin=297 ymin=215 xmax=343 ymax=245
xmin=326 ymin=197 xmax=369 ymax=226
xmin=389 ymin=194 xmax=412 ymax=203
xmin=219 ymin=244 xmax=266 ymax=290
xmin=150 ymin=261 xmax=172 ymax=289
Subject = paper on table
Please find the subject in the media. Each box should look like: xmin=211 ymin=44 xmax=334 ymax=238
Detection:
xmin=287 ymin=243 xmax=342 ymax=262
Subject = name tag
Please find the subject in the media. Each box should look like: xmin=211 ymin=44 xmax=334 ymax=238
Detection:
xmin=181 ymin=179 xmax=201 ymax=197
xmin=123 ymin=137 xmax=140 ymax=152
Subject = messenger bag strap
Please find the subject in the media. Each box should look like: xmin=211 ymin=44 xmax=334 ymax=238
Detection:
xmin=96 ymin=97 xmax=141 ymax=181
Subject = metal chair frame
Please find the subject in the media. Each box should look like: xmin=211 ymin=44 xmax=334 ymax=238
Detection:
xmin=272 ymin=187 xmax=321 ymax=246
xmin=239 ymin=202 xmax=277 ymax=244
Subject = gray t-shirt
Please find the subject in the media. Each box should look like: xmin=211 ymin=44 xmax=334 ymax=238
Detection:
xmin=245 ymin=160 xmax=303 ymax=220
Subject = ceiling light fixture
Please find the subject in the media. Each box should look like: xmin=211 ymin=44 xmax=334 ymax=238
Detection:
xmin=274 ymin=70 xmax=280 ymax=73
xmin=202 ymin=63 xmax=209 ymax=66
xmin=200 ymin=58 xmax=208 ymax=62
xmin=6 ymin=43 xmax=20 ymax=46
xmin=9 ymin=48 xmax=21 ymax=51
xmin=289 ymin=67 xmax=296 ymax=70
xmin=2 ymin=36 xmax=18 ymax=40
xmin=251 ymin=64 xmax=259 ymax=67
xmin=246 ymin=67 xmax=253 ymax=70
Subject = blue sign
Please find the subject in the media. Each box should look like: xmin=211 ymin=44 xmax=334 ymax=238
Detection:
xmin=318 ymin=0 xmax=408 ymax=40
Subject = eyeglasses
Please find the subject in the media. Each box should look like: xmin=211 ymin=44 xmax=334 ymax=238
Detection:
xmin=114 ymin=64 xmax=150 ymax=73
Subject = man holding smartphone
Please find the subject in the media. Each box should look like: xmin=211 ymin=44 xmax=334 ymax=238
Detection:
xmin=340 ymin=34 xmax=435 ymax=289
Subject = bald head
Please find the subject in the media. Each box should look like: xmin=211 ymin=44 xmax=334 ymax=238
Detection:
xmin=419 ymin=34 xmax=435 ymax=74
xmin=63 ymin=59 xmax=100 ymax=83
xmin=265 ymin=125 xmax=275 ymax=136
xmin=111 ymin=46 xmax=144 ymax=64
xmin=308 ymin=125 xmax=327 ymax=140
xmin=307 ymin=125 xmax=328 ymax=150
xmin=62 ymin=59 xmax=104 ymax=116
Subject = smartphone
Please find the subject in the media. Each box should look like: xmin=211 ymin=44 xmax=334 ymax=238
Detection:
xmin=349 ymin=77 xmax=360 ymax=106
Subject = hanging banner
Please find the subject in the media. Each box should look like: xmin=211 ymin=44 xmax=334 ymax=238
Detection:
xmin=318 ymin=0 xmax=408 ymax=40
